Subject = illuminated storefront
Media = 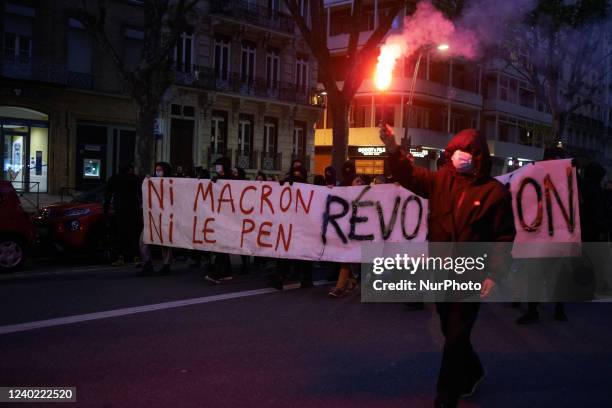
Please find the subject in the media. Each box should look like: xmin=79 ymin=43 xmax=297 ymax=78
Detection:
xmin=0 ymin=106 xmax=49 ymax=193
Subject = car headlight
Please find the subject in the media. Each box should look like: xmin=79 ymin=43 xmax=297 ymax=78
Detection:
xmin=64 ymin=208 xmax=91 ymax=217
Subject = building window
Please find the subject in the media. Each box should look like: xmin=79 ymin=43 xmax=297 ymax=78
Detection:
xmin=211 ymin=112 xmax=227 ymax=153
xmin=67 ymin=19 xmax=92 ymax=75
xmin=499 ymin=76 xmax=509 ymax=101
xmin=269 ymin=0 xmax=280 ymax=15
xmin=296 ymin=56 xmax=308 ymax=91
xmin=124 ymin=28 xmax=144 ymax=70
xmin=263 ymin=119 xmax=277 ymax=154
xmin=174 ymin=30 xmax=194 ymax=73
xmin=238 ymin=115 xmax=253 ymax=154
xmin=214 ymin=38 xmax=230 ymax=80
xmin=3 ymin=31 xmax=31 ymax=64
xmin=266 ymin=49 xmax=280 ymax=89
xmin=499 ymin=121 xmax=509 ymax=142
xmin=351 ymin=103 xmax=372 ymax=128
xmin=241 ymin=42 xmax=256 ymax=84
xmin=407 ymin=106 xmax=430 ymax=129
xmin=329 ymin=7 xmax=351 ymax=36
xmin=293 ymin=121 xmax=306 ymax=155
xmin=299 ymin=0 xmax=308 ymax=17
xmin=375 ymin=105 xmax=395 ymax=126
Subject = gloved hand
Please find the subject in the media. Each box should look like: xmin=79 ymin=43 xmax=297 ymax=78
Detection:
xmin=379 ymin=123 xmax=398 ymax=154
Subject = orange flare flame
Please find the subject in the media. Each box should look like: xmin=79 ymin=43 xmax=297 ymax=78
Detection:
xmin=374 ymin=43 xmax=403 ymax=91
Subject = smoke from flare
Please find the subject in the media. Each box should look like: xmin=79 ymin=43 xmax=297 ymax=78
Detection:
xmin=373 ymin=0 xmax=536 ymax=86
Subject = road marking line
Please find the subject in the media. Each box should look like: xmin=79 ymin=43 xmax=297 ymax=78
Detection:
xmin=1 ymin=265 xmax=137 ymax=280
xmin=0 ymin=280 xmax=331 ymax=335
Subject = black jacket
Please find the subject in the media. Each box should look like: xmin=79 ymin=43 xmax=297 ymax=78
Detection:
xmin=388 ymin=129 xmax=515 ymax=284
xmin=388 ymin=129 xmax=515 ymax=243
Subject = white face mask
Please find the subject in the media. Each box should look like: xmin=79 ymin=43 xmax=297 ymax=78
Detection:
xmin=155 ymin=170 xmax=164 ymax=177
xmin=451 ymin=150 xmax=474 ymax=173
xmin=215 ymin=165 xmax=224 ymax=174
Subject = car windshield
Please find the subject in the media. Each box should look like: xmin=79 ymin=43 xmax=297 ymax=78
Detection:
xmin=72 ymin=185 xmax=106 ymax=203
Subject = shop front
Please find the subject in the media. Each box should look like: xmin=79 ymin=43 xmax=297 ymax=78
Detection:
xmin=0 ymin=106 xmax=49 ymax=193
xmin=314 ymin=144 xmax=444 ymax=178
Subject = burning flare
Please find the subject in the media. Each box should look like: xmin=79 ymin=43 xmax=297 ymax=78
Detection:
xmin=374 ymin=43 xmax=403 ymax=91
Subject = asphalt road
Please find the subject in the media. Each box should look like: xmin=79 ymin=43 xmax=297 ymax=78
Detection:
xmin=1 ymin=260 xmax=611 ymax=408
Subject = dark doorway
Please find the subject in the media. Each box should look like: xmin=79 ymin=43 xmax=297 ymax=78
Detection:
xmin=170 ymin=119 xmax=194 ymax=175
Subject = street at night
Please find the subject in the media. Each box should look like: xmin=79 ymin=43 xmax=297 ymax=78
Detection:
xmin=1 ymin=260 xmax=611 ymax=407
xmin=2 ymin=0 xmax=612 ymax=407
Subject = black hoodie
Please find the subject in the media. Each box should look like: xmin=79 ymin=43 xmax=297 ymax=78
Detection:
xmin=387 ymin=129 xmax=516 ymax=283
xmin=284 ymin=160 xmax=308 ymax=184
xmin=388 ymin=129 xmax=515 ymax=244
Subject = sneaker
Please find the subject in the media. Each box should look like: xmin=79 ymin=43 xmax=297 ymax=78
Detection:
xmin=460 ymin=369 xmax=486 ymax=398
xmin=516 ymin=311 xmax=539 ymax=325
xmin=328 ymin=287 xmax=345 ymax=298
xmin=205 ymin=275 xmax=221 ymax=284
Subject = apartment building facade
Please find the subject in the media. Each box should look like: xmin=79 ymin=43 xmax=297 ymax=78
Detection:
xmin=1 ymin=0 xmax=321 ymax=199
xmin=314 ymin=0 xmax=612 ymax=180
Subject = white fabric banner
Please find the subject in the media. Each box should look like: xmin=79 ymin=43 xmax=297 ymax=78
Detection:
xmin=142 ymin=159 xmax=581 ymax=261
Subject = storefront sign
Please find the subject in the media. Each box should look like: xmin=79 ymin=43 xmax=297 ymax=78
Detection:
xmin=353 ymin=146 xmax=386 ymax=156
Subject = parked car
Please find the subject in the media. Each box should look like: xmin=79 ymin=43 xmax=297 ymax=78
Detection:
xmin=34 ymin=185 xmax=114 ymax=260
xmin=0 ymin=181 xmax=35 ymax=272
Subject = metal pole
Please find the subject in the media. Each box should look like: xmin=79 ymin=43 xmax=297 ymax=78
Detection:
xmin=402 ymin=51 xmax=423 ymax=151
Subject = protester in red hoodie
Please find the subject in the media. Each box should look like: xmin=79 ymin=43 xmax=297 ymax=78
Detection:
xmin=380 ymin=125 xmax=516 ymax=408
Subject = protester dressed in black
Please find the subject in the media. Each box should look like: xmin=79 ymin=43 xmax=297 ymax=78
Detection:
xmin=268 ymin=161 xmax=313 ymax=289
xmin=381 ymin=126 xmax=516 ymax=408
xmin=104 ymin=163 xmax=142 ymax=265
xmin=205 ymin=157 xmax=234 ymax=284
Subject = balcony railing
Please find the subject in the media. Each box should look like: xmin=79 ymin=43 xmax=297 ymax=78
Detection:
xmin=2 ymin=58 xmax=67 ymax=84
xmin=234 ymin=149 xmax=258 ymax=169
xmin=260 ymin=151 xmax=282 ymax=171
xmin=174 ymin=64 xmax=317 ymax=106
xmin=209 ymin=0 xmax=294 ymax=34
xmin=67 ymin=71 xmax=94 ymax=90
xmin=2 ymin=57 xmax=97 ymax=91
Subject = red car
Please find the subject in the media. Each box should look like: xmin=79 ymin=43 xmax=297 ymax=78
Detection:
xmin=34 ymin=185 xmax=113 ymax=260
xmin=0 ymin=181 xmax=35 ymax=272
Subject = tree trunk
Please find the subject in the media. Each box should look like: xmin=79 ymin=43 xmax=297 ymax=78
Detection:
xmin=330 ymin=99 xmax=350 ymax=174
xmin=134 ymin=103 xmax=157 ymax=176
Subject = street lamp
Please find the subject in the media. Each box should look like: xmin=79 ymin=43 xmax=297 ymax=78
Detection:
xmin=401 ymin=43 xmax=450 ymax=151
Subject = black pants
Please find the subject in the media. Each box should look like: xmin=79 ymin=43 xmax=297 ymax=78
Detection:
xmin=116 ymin=209 xmax=141 ymax=260
xmin=435 ymin=302 xmax=483 ymax=403
xmin=212 ymin=253 xmax=231 ymax=279
xmin=274 ymin=259 xmax=312 ymax=284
